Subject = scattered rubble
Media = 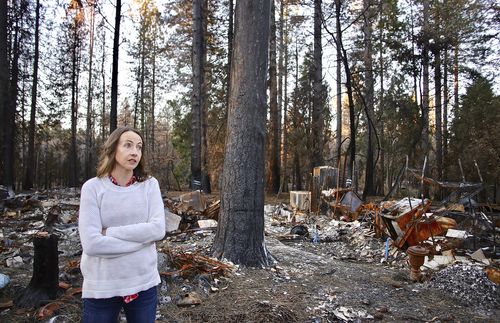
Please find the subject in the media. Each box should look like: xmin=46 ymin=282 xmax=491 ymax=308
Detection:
xmin=0 ymin=182 xmax=498 ymax=322
xmin=425 ymin=264 xmax=500 ymax=309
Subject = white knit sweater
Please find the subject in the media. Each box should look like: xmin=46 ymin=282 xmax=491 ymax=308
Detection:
xmin=78 ymin=176 xmax=166 ymax=298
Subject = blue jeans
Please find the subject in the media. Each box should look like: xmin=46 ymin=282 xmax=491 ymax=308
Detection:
xmin=82 ymin=286 xmax=157 ymax=323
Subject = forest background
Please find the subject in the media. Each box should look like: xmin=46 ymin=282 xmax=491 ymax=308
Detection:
xmin=0 ymin=0 xmax=499 ymax=201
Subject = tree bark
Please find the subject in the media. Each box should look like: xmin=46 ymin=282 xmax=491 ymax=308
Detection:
xmin=24 ymin=0 xmax=40 ymax=190
xmin=434 ymin=46 xmax=442 ymax=181
xmin=70 ymin=14 xmax=80 ymax=188
xmin=211 ymin=0 xmax=272 ymax=267
xmin=226 ymin=0 xmax=233 ymax=117
xmin=191 ymin=0 xmax=210 ymax=193
xmin=377 ymin=0 xmax=385 ymax=195
xmin=443 ymin=47 xmax=449 ymax=179
xmin=335 ymin=0 xmax=342 ymax=166
xmin=362 ymin=0 xmax=376 ymax=198
xmin=85 ymin=0 xmax=96 ymax=181
xmin=311 ymin=0 xmax=324 ymax=169
xmin=421 ymin=0 xmax=430 ymax=157
xmin=110 ymin=0 xmax=121 ymax=133
xmin=4 ymin=8 xmax=20 ymax=189
xmin=268 ymin=0 xmax=280 ymax=194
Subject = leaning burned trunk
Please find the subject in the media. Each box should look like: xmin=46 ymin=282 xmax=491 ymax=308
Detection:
xmin=15 ymin=234 xmax=59 ymax=308
xmin=211 ymin=0 xmax=272 ymax=267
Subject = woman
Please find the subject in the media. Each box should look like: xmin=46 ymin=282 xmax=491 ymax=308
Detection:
xmin=78 ymin=127 xmax=165 ymax=323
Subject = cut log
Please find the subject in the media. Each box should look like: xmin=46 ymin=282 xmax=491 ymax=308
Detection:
xmin=15 ymin=234 xmax=59 ymax=308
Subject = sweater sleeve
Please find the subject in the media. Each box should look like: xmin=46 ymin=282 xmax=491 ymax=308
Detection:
xmin=105 ymin=177 xmax=166 ymax=243
xmin=78 ymin=180 xmax=146 ymax=258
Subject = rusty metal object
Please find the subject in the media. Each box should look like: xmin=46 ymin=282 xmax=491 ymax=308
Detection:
xmin=407 ymin=245 xmax=429 ymax=282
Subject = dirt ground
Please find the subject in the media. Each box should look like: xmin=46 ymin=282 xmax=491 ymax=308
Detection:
xmin=0 ymin=192 xmax=498 ymax=322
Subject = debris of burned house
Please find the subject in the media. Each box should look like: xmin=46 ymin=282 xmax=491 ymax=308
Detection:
xmin=164 ymin=191 xmax=220 ymax=233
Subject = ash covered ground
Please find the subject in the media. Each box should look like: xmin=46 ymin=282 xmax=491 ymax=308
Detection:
xmin=0 ymin=190 xmax=498 ymax=322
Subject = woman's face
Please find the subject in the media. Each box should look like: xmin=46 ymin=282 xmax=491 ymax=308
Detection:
xmin=114 ymin=131 xmax=143 ymax=173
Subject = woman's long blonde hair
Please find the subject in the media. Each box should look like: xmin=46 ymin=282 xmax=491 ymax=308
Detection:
xmin=96 ymin=127 xmax=149 ymax=182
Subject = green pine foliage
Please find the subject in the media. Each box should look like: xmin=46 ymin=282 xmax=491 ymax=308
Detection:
xmin=448 ymin=71 xmax=500 ymax=184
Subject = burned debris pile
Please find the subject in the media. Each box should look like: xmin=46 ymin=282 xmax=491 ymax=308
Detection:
xmin=0 ymin=172 xmax=498 ymax=321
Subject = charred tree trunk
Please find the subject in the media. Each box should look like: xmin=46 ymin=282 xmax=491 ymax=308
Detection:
xmin=443 ymin=47 xmax=449 ymax=179
xmin=192 ymin=0 xmax=210 ymax=193
xmin=280 ymin=1 xmax=289 ymax=193
xmin=434 ymin=46 xmax=442 ymax=181
xmin=70 ymin=19 xmax=79 ymax=188
xmin=4 ymin=10 xmax=20 ymax=190
xmin=24 ymin=0 xmax=40 ymax=190
xmin=377 ymin=0 xmax=385 ymax=195
xmin=421 ymin=0 xmax=430 ymax=157
xmin=335 ymin=0 xmax=342 ymax=166
xmin=226 ymin=0 xmax=233 ymax=116
xmin=362 ymin=0 xmax=376 ymax=199
xmin=85 ymin=0 xmax=96 ymax=181
xmin=211 ymin=0 xmax=271 ymax=267
xmin=268 ymin=0 xmax=280 ymax=194
xmin=110 ymin=0 xmax=121 ymax=133
xmin=15 ymin=234 xmax=59 ymax=308
xmin=311 ymin=0 xmax=324 ymax=169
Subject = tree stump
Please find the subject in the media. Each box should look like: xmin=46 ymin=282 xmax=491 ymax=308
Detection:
xmin=15 ymin=233 xmax=59 ymax=308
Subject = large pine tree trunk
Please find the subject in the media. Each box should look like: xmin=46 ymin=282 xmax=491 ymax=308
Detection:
xmin=15 ymin=235 xmax=59 ymax=308
xmin=421 ymin=0 xmax=430 ymax=157
xmin=4 ymin=9 xmax=20 ymax=189
xmin=443 ymin=47 xmax=449 ymax=179
xmin=0 ymin=0 xmax=8 ymax=179
xmin=85 ymin=0 xmax=96 ymax=181
xmin=268 ymin=0 xmax=280 ymax=194
xmin=434 ymin=47 xmax=442 ymax=181
xmin=311 ymin=0 xmax=324 ymax=169
xmin=362 ymin=0 xmax=376 ymax=198
xmin=280 ymin=0 xmax=289 ymax=193
xmin=24 ymin=0 xmax=40 ymax=190
xmin=191 ymin=0 xmax=210 ymax=193
xmin=377 ymin=0 xmax=385 ymax=195
xmin=110 ymin=0 xmax=121 ymax=133
xmin=335 ymin=0 xmax=342 ymax=166
xmin=211 ymin=0 xmax=271 ymax=267
xmin=70 ymin=21 xmax=79 ymax=188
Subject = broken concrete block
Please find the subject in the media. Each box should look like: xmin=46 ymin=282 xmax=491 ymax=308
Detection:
xmin=165 ymin=209 xmax=182 ymax=232
xmin=6 ymin=256 xmax=23 ymax=268
xmin=198 ymin=219 xmax=217 ymax=228
xmin=446 ymin=229 xmax=468 ymax=239
xmin=470 ymin=248 xmax=490 ymax=265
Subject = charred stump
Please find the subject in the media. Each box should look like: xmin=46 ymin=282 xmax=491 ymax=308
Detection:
xmin=15 ymin=233 xmax=59 ymax=308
